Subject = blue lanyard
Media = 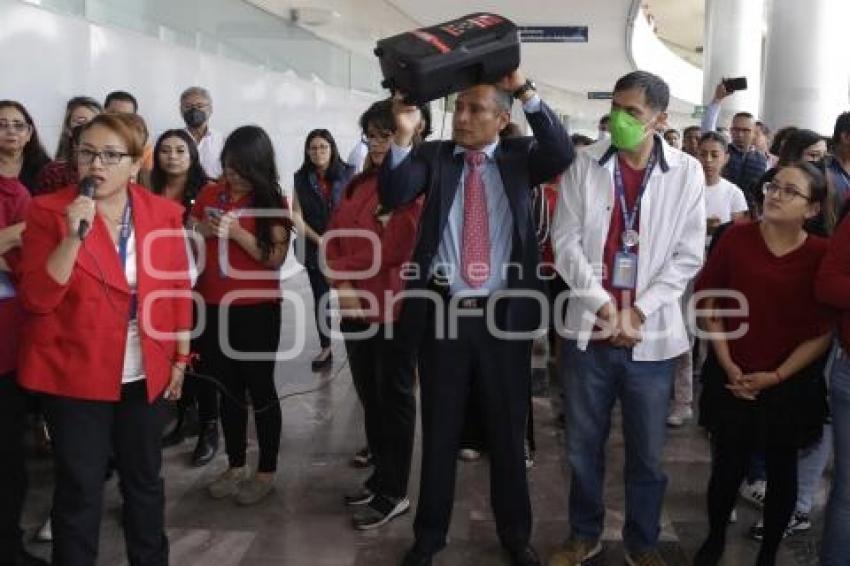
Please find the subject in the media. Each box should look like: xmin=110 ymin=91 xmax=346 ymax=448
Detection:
xmin=613 ymin=152 xmax=656 ymax=249
xmin=116 ymin=198 xmax=136 ymax=320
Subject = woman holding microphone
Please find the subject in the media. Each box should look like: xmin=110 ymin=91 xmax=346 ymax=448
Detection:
xmin=16 ymin=112 xmax=192 ymax=566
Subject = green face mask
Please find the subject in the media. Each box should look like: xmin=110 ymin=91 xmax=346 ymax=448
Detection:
xmin=609 ymin=109 xmax=649 ymax=152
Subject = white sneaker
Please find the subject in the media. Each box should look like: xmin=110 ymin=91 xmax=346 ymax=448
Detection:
xmin=34 ymin=517 xmax=52 ymax=543
xmin=458 ymin=448 xmax=481 ymax=462
xmin=739 ymin=480 xmax=767 ymax=509
xmin=207 ymin=466 xmax=250 ymax=499
xmin=235 ymin=475 xmax=275 ymax=506
xmin=666 ymin=405 xmax=693 ymax=427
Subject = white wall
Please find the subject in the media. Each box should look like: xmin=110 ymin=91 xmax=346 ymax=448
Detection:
xmin=0 ymin=0 xmax=379 ymax=191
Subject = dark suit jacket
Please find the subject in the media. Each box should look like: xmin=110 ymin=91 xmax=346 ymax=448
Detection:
xmin=294 ymin=161 xmax=356 ymax=268
xmin=379 ymin=100 xmax=574 ymax=348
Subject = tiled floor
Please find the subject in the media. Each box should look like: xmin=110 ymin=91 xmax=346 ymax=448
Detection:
xmin=20 ymin=273 xmax=828 ymax=565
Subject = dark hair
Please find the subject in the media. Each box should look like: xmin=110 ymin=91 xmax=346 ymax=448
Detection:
xmin=220 ymin=125 xmax=286 ymax=261
xmin=570 ymin=133 xmax=595 ymax=147
xmin=699 ymin=131 xmax=729 ymax=152
xmin=769 ymin=126 xmax=798 ymax=156
xmin=104 ymin=90 xmax=138 ymax=113
xmin=733 ymin=111 xmax=755 ymax=121
xmin=150 ymin=129 xmax=209 ymax=214
xmin=683 ymin=125 xmax=702 ymax=137
xmin=0 ymin=100 xmax=51 ymax=191
xmin=56 ymin=96 xmax=102 ymax=161
xmin=296 ymin=129 xmax=346 ymax=181
xmin=778 ymin=129 xmax=824 ymax=165
xmin=832 ymin=112 xmax=850 ymax=146
xmin=78 ymin=113 xmax=146 ymax=159
xmin=599 ymin=114 xmax=610 ymax=125
xmin=359 ymin=99 xmax=395 ymax=136
xmin=613 ymin=71 xmax=670 ymax=112
xmin=418 ymin=103 xmax=433 ymax=140
xmin=756 ymin=121 xmax=771 ymax=136
xmin=664 ymin=129 xmax=680 ymax=137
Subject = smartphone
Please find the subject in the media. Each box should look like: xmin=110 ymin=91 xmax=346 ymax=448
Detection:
xmin=723 ymin=77 xmax=748 ymax=92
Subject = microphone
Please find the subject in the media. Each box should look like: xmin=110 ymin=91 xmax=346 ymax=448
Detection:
xmin=77 ymin=176 xmax=96 ymax=240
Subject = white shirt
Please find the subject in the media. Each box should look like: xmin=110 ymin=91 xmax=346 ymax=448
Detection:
xmin=120 ymin=225 xmax=145 ymax=384
xmin=188 ymin=128 xmax=223 ymax=180
xmin=705 ymin=178 xmax=748 ymax=223
xmin=347 ymin=140 xmax=369 ymax=174
xmin=552 ymin=138 xmax=706 ymax=361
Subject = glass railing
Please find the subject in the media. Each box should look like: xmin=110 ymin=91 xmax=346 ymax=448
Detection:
xmin=16 ymin=0 xmax=383 ymax=93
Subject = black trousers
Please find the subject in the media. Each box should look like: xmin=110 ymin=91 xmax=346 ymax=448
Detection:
xmin=342 ymin=320 xmax=417 ymax=499
xmin=180 ymin=303 xmax=219 ymax=424
xmin=306 ymin=265 xmax=332 ymax=349
xmin=0 ymin=375 xmax=27 ymax=558
xmin=706 ymin=427 xmax=797 ymax=565
xmin=414 ymin=308 xmax=532 ymax=553
xmin=43 ymin=380 xmax=168 ymax=566
xmin=200 ymin=303 xmax=282 ymax=473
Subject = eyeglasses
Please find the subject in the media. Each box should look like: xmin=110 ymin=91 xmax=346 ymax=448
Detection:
xmin=76 ymin=148 xmax=131 ymax=166
xmin=0 ymin=120 xmax=28 ymax=133
xmin=762 ymin=181 xmax=811 ymax=202
xmin=361 ymin=131 xmax=393 ymax=144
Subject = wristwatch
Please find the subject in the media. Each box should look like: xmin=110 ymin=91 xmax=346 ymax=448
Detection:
xmin=513 ymin=79 xmax=537 ymax=100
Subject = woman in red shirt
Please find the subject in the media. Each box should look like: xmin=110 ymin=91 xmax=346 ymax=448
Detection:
xmin=693 ymin=162 xmax=833 ymax=566
xmin=189 ymin=125 xmax=291 ymax=506
xmin=0 ymin=176 xmax=46 ymax=565
xmin=16 ymin=113 xmax=192 ymax=566
xmin=151 ymin=128 xmax=218 ymax=463
xmin=325 ymin=99 xmax=424 ymax=529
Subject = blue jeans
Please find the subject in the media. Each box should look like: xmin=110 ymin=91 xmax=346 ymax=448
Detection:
xmin=562 ymin=341 xmax=676 ymax=553
xmin=823 ymin=347 xmax=850 ymax=565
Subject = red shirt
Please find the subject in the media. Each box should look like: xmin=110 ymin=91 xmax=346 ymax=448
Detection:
xmin=816 ymin=215 xmax=850 ymax=353
xmin=324 ymin=172 xmax=423 ymax=324
xmin=0 ymin=177 xmax=31 ymax=375
xmin=33 ymin=161 xmax=77 ymax=195
xmin=696 ymin=222 xmax=834 ymax=373
xmin=317 ymin=173 xmax=332 ymax=205
xmin=602 ymin=156 xmax=643 ymax=310
xmin=190 ymin=183 xmax=289 ymax=306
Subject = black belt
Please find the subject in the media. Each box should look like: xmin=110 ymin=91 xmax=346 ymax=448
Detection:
xmin=427 ymin=277 xmax=489 ymax=309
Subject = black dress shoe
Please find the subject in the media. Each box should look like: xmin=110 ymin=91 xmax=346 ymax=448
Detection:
xmin=4 ymin=548 xmax=50 ymax=566
xmin=191 ymin=421 xmax=219 ymax=467
xmin=400 ymin=546 xmax=433 ymax=566
xmin=507 ymin=545 xmax=540 ymax=566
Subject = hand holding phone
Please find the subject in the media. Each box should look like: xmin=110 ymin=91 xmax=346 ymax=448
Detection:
xmin=722 ymin=77 xmax=748 ymax=93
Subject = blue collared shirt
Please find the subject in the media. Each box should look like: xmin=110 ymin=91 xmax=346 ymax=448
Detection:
xmin=390 ymin=95 xmax=542 ymax=296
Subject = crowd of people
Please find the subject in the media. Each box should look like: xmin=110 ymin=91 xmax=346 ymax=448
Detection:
xmin=0 ymin=66 xmax=849 ymax=566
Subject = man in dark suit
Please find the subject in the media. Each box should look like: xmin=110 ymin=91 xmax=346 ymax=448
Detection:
xmin=379 ymin=69 xmax=574 ymax=566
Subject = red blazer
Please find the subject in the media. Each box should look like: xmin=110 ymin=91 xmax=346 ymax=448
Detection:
xmin=16 ymin=184 xmax=193 ymax=402
xmin=325 ymin=172 xmax=423 ymax=324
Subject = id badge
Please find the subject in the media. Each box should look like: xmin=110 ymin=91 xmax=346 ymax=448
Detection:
xmin=0 ymin=271 xmax=16 ymax=300
xmin=612 ymin=251 xmax=638 ymax=290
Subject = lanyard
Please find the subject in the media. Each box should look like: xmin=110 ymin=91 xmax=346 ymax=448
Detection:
xmin=613 ymin=151 xmax=656 ymax=250
xmin=116 ymin=197 xmax=136 ymax=320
